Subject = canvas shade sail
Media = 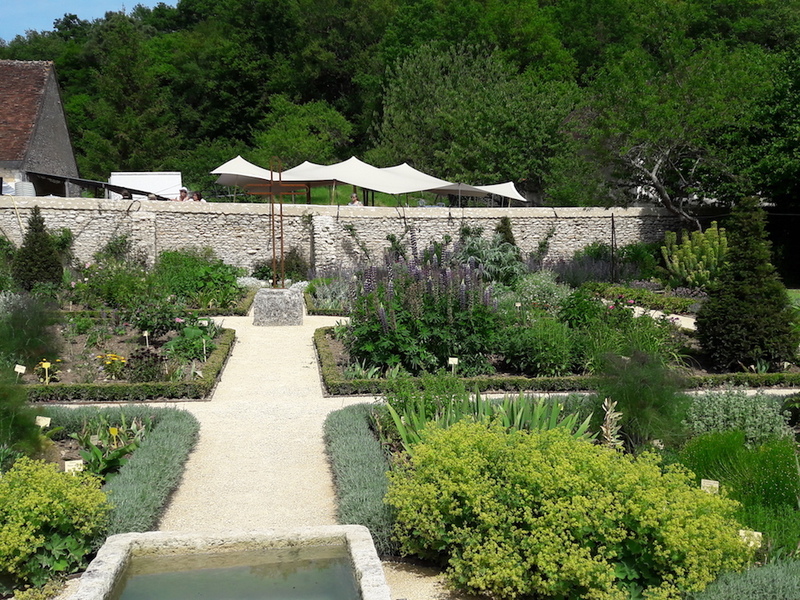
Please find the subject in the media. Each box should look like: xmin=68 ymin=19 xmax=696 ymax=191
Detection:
xmin=211 ymin=155 xmax=306 ymax=192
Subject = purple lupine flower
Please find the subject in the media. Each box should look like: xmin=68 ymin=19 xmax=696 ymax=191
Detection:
xmin=459 ymin=280 xmax=467 ymax=310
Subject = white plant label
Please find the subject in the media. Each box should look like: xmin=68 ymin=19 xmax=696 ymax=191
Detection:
xmin=448 ymin=357 xmax=459 ymax=366
xmin=64 ymin=460 xmax=84 ymax=473
xmin=35 ymin=416 xmax=51 ymax=428
xmin=700 ymin=479 xmax=720 ymax=494
xmin=14 ymin=364 xmax=26 ymax=374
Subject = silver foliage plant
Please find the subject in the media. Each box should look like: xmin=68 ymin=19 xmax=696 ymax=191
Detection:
xmin=684 ymin=388 xmax=792 ymax=446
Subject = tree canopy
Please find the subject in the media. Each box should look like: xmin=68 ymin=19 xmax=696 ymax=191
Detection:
xmin=1 ymin=0 xmax=799 ymax=219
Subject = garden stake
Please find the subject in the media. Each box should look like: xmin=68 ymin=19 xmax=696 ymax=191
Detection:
xmin=143 ymin=331 xmax=150 ymax=348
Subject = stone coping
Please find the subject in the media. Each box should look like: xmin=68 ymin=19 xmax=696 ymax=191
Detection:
xmin=67 ymin=526 xmax=390 ymax=600
xmin=0 ymin=196 xmax=673 ymax=218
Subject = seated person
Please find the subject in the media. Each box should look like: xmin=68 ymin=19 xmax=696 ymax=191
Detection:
xmin=348 ymin=193 xmax=363 ymax=206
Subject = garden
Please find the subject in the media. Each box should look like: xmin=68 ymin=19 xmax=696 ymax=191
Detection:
xmin=0 ymin=206 xmax=261 ymax=598
xmin=320 ymin=198 xmax=800 ymax=599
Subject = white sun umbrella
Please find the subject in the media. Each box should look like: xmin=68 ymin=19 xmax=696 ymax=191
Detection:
xmin=379 ymin=163 xmax=454 ymax=192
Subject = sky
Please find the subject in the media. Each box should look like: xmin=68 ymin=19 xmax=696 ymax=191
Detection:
xmin=0 ymin=0 xmax=175 ymax=43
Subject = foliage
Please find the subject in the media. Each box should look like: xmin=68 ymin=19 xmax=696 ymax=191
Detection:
xmin=33 ymin=358 xmax=62 ymax=384
xmin=11 ymin=206 xmax=64 ymax=292
xmin=661 ymin=222 xmax=728 ymax=289
xmin=497 ymin=317 xmax=573 ymax=377
xmin=557 ymin=288 xmax=606 ymax=329
xmin=163 ymin=323 xmax=216 ymax=362
xmin=679 ymin=431 xmax=800 ymax=511
xmin=597 ymin=351 xmax=689 ymax=449
xmin=0 ymin=372 xmax=41 ymax=455
xmin=125 ymin=298 xmax=187 ymax=338
xmin=0 ymin=457 xmax=110 ymax=588
xmin=305 ymin=276 xmax=353 ymax=313
xmin=690 ymin=560 xmax=800 ymax=600
xmin=323 ymin=403 xmax=397 ymax=556
xmin=684 ymin=389 xmax=792 ymax=445
xmin=72 ymin=260 xmax=147 ymax=310
xmin=96 ymin=353 xmax=126 ymax=380
xmin=385 ymin=390 xmax=593 ymax=455
xmin=150 ymin=248 xmax=243 ymax=309
xmin=0 ymin=293 xmax=60 ymax=367
xmin=387 ymin=424 xmax=753 ymax=600
xmin=696 ymin=197 xmax=799 ymax=371
xmin=251 ymin=94 xmax=353 ymax=168
xmin=125 ymin=346 xmax=167 ymax=383
xmin=452 ymin=227 xmax=525 ymax=287
xmin=586 ymin=282 xmax=699 ymax=315
xmin=495 ymin=270 xmax=571 ymax=316
xmin=346 ymin=258 xmax=500 ymax=376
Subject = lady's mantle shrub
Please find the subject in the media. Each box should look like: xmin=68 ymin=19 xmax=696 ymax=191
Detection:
xmin=0 ymin=457 xmax=110 ymax=588
xmin=386 ymin=423 xmax=752 ymax=600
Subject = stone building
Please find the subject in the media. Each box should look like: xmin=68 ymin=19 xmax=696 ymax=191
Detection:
xmin=0 ymin=60 xmax=79 ymax=196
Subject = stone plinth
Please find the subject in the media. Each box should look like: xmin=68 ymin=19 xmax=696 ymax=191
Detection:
xmin=253 ymin=288 xmax=303 ymax=326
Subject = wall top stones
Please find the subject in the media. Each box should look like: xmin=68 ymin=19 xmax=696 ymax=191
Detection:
xmin=0 ymin=196 xmax=674 ymax=219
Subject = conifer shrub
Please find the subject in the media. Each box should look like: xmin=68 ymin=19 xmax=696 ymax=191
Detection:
xmin=387 ymin=423 xmax=752 ymax=600
xmin=11 ymin=206 xmax=63 ymax=291
xmin=696 ymin=197 xmax=799 ymax=371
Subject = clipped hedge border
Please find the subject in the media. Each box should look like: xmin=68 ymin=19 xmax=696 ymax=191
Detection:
xmin=585 ymin=282 xmax=699 ymax=315
xmin=304 ymin=292 xmax=348 ymax=317
xmin=314 ymin=327 xmax=800 ymax=395
xmin=26 ymin=328 xmax=236 ymax=403
xmin=41 ymin=405 xmax=200 ymax=535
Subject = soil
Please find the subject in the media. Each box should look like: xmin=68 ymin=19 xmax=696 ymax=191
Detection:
xmin=23 ymin=321 xmax=211 ymax=385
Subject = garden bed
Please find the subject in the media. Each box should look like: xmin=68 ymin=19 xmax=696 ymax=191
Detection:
xmin=26 ymin=327 xmax=235 ymax=403
xmin=315 ymin=327 xmax=800 ymax=395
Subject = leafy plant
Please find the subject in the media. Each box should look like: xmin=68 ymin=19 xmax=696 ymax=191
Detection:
xmin=684 ymin=388 xmax=793 ymax=445
xmin=661 ymin=221 xmax=727 ymax=289
xmin=150 ymin=248 xmax=243 ymax=309
xmin=163 ymin=324 xmax=216 ymax=361
xmin=497 ymin=317 xmax=573 ymax=376
xmin=597 ymin=351 xmax=689 ymax=449
xmin=126 ymin=346 xmax=167 ymax=382
xmin=96 ymin=353 xmax=127 ymax=379
xmin=0 ymin=457 xmax=109 ymax=588
xmin=387 ymin=424 xmax=753 ymax=600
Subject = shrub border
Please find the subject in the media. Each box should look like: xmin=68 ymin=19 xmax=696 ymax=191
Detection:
xmin=314 ymin=327 xmax=800 ymax=395
xmin=26 ymin=328 xmax=236 ymax=403
xmin=40 ymin=405 xmax=200 ymax=535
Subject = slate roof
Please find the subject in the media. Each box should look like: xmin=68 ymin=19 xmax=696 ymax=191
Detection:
xmin=0 ymin=60 xmax=53 ymax=162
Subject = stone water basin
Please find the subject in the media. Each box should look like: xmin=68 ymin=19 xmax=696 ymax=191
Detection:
xmin=67 ymin=526 xmax=391 ymax=600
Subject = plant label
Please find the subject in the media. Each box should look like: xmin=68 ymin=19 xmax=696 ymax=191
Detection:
xmin=448 ymin=357 xmax=459 ymax=366
xmin=515 ymin=302 xmax=522 ymax=308
xmin=41 ymin=362 xmax=51 ymax=370
xmin=35 ymin=416 xmax=51 ymax=428
xmin=738 ymin=529 xmax=762 ymax=548
xmin=700 ymin=479 xmax=719 ymax=494
xmin=64 ymin=460 xmax=84 ymax=473
xmin=90 ymin=435 xmax=101 ymax=446
xmin=14 ymin=364 xmax=26 ymax=374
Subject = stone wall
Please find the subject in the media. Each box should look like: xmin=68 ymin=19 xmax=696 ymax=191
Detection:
xmin=0 ymin=198 xmax=679 ymax=273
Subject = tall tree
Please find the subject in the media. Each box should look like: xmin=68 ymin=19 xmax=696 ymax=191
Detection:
xmin=582 ymin=41 xmax=774 ymax=228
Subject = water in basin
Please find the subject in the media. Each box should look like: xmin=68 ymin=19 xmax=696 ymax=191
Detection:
xmin=109 ymin=544 xmax=360 ymax=600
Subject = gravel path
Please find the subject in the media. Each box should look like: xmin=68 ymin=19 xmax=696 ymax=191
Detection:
xmin=157 ymin=314 xmax=363 ymax=531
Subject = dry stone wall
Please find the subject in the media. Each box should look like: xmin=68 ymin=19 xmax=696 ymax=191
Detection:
xmin=0 ymin=198 xmax=679 ymax=273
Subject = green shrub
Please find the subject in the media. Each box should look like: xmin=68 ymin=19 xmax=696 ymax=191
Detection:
xmin=0 ymin=372 xmax=41 ymax=455
xmin=696 ymin=198 xmax=799 ymax=371
xmin=0 ymin=457 xmax=110 ymax=589
xmin=453 ymin=226 xmax=526 ymax=286
xmin=125 ymin=347 xmax=168 ymax=382
xmin=151 ymin=248 xmax=243 ymax=309
xmin=323 ymin=404 xmax=396 ymax=556
xmin=11 ymin=206 xmax=63 ymax=292
xmin=597 ymin=351 xmax=689 ymax=449
xmin=73 ymin=261 xmax=147 ymax=310
xmin=498 ymin=317 xmax=573 ymax=376
xmin=0 ymin=293 xmax=60 ymax=367
xmin=679 ymin=431 xmax=800 ymax=510
xmin=387 ymin=424 xmax=752 ymax=600
xmin=691 ymin=560 xmax=800 ymax=600
xmin=661 ymin=221 xmax=728 ymax=289
xmin=685 ymin=389 xmax=792 ymax=445
xmin=496 ymin=270 xmax=571 ymax=315
xmin=557 ymin=288 xmax=606 ymax=328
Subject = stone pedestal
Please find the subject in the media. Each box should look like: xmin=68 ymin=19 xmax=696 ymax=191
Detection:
xmin=253 ymin=288 xmax=304 ymax=326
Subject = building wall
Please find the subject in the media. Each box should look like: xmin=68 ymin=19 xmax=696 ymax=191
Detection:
xmin=0 ymin=198 xmax=679 ymax=272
